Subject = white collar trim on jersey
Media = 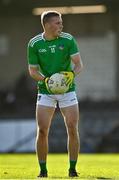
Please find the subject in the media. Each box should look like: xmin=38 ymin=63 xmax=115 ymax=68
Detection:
xmin=42 ymin=32 xmax=46 ymax=41
xmin=41 ymin=32 xmax=59 ymax=41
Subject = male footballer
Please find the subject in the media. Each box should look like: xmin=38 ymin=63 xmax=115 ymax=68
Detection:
xmin=27 ymin=11 xmax=83 ymax=178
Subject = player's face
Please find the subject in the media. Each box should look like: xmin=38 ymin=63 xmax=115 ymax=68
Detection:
xmin=46 ymin=16 xmax=63 ymax=37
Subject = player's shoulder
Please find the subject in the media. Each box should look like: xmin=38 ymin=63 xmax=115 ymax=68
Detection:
xmin=28 ymin=33 xmax=43 ymax=47
xmin=59 ymin=32 xmax=73 ymax=40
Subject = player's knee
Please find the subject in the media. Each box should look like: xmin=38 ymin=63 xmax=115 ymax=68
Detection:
xmin=68 ymin=128 xmax=77 ymax=137
xmin=67 ymin=120 xmax=76 ymax=129
xmin=38 ymin=128 xmax=48 ymax=137
xmin=67 ymin=122 xmax=78 ymax=137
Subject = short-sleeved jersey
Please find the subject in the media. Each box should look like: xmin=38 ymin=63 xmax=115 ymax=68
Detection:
xmin=27 ymin=32 xmax=80 ymax=94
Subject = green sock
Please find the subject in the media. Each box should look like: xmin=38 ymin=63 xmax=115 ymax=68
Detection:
xmin=39 ymin=161 xmax=47 ymax=172
xmin=69 ymin=160 xmax=77 ymax=170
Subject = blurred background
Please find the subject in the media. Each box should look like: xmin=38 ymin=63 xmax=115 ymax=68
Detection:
xmin=0 ymin=0 xmax=119 ymax=153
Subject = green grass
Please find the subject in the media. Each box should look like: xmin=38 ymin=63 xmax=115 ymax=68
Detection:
xmin=0 ymin=154 xmax=119 ymax=179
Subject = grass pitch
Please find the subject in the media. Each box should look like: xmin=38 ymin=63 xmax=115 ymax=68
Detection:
xmin=0 ymin=154 xmax=119 ymax=179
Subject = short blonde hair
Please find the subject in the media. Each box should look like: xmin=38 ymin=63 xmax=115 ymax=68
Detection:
xmin=41 ymin=11 xmax=61 ymax=26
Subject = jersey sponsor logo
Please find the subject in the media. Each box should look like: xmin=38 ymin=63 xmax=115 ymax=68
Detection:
xmin=38 ymin=49 xmax=47 ymax=53
xmin=49 ymin=45 xmax=56 ymax=53
xmin=48 ymin=45 xmax=56 ymax=48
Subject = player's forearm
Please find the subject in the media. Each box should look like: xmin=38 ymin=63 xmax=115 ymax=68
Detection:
xmin=73 ymin=60 xmax=83 ymax=75
xmin=29 ymin=69 xmax=45 ymax=81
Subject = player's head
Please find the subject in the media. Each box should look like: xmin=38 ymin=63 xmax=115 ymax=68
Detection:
xmin=41 ymin=11 xmax=63 ymax=37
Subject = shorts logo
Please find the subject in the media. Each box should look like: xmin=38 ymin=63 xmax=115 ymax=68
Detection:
xmin=38 ymin=95 xmax=41 ymax=101
xmin=70 ymin=98 xmax=76 ymax=101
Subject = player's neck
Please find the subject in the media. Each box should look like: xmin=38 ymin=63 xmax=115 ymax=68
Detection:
xmin=43 ymin=32 xmax=58 ymax=41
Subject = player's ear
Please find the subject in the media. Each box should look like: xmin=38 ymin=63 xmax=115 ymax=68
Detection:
xmin=44 ymin=22 xmax=50 ymax=29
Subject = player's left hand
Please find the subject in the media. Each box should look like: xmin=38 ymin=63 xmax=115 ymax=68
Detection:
xmin=44 ymin=77 xmax=50 ymax=92
xmin=60 ymin=71 xmax=74 ymax=87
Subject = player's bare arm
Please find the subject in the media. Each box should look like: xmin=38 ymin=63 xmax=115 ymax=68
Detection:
xmin=71 ymin=54 xmax=83 ymax=75
xmin=28 ymin=66 xmax=45 ymax=81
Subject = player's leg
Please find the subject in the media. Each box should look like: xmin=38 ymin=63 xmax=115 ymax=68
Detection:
xmin=36 ymin=94 xmax=56 ymax=177
xmin=61 ymin=104 xmax=79 ymax=174
xmin=36 ymin=105 xmax=55 ymax=177
xmin=59 ymin=92 xmax=80 ymax=177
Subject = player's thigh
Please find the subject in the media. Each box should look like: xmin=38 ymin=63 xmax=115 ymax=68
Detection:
xmin=36 ymin=105 xmax=55 ymax=129
xmin=60 ymin=104 xmax=79 ymax=128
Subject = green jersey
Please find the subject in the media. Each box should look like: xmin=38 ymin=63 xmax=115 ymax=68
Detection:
xmin=27 ymin=32 xmax=79 ymax=94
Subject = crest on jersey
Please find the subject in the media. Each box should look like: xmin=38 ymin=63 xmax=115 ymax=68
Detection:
xmin=59 ymin=44 xmax=64 ymax=50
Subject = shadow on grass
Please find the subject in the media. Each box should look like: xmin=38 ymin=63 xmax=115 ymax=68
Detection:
xmin=49 ymin=177 xmax=71 ymax=179
xmin=97 ymin=177 xmax=113 ymax=180
xmin=48 ymin=176 xmax=113 ymax=179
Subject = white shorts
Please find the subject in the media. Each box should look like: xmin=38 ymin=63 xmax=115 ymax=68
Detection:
xmin=36 ymin=91 xmax=78 ymax=108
